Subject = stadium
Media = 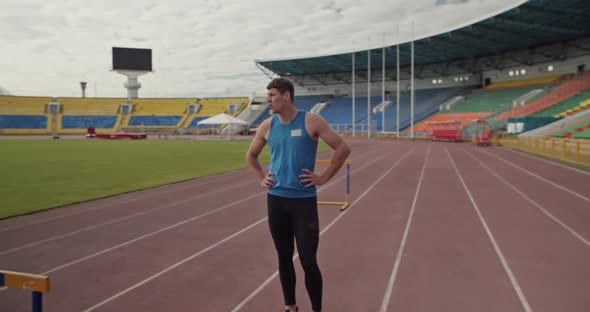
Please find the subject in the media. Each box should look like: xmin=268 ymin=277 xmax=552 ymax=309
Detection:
xmin=1 ymin=0 xmax=590 ymax=311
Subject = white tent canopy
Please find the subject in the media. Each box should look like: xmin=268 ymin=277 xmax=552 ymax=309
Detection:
xmin=197 ymin=113 xmax=248 ymax=126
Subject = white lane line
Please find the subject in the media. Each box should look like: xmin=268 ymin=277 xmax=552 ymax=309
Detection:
xmin=231 ymin=147 xmax=417 ymax=312
xmin=82 ymin=218 xmax=269 ymax=312
xmin=497 ymin=146 xmax=590 ymax=175
xmin=81 ymin=147 xmax=406 ymax=311
xmin=477 ymin=148 xmax=590 ymax=203
xmin=0 ymin=179 xmax=255 ymax=256
xmin=41 ymin=149 xmax=390 ymax=275
xmin=379 ymin=148 xmax=429 ymax=312
xmin=0 ymin=191 xmax=267 ymax=296
xmin=448 ymin=148 xmax=532 ymax=312
xmin=0 ymin=148 xmax=395 ymax=294
xmin=0 ymin=170 xmax=252 ymax=233
xmin=463 ymin=149 xmax=590 ymax=248
xmin=0 ymin=147 xmax=382 ymax=256
xmin=0 ymin=148 xmax=373 ymax=233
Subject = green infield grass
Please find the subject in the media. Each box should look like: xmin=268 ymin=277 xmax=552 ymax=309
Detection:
xmin=0 ymin=139 xmax=331 ymax=219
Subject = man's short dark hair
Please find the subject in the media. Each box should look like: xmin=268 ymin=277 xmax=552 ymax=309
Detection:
xmin=267 ymin=78 xmax=294 ymax=102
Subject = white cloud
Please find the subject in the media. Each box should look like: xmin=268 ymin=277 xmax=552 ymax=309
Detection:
xmin=0 ymin=0 xmax=521 ymax=98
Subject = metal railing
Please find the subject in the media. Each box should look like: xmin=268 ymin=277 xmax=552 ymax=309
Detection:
xmin=495 ymin=135 xmax=590 ymax=168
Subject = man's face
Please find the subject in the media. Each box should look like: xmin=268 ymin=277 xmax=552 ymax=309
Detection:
xmin=267 ymin=88 xmax=290 ymax=114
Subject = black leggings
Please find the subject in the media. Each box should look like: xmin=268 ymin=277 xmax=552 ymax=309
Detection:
xmin=267 ymin=193 xmax=322 ymax=312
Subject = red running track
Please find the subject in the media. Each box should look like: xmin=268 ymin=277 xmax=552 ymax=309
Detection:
xmin=0 ymin=139 xmax=589 ymax=312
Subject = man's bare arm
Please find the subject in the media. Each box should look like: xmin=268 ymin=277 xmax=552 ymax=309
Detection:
xmin=300 ymin=114 xmax=350 ymax=187
xmin=245 ymin=119 xmax=275 ymax=188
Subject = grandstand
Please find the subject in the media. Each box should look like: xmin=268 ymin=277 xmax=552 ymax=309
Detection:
xmin=255 ymin=0 xmax=590 ymax=140
xmin=0 ymin=0 xmax=589 ymax=144
xmin=125 ymin=98 xmax=192 ymax=130
xmin=410 ymin=75 xmax=566 ymax=134
xmin=0 ymin=96 xmax=52 ymax=134
xmin=0 ymin=96 xmax=250 ymax=135
xmin=495 ymin=70 xmax=590 ymax=120
xmin=57 ymin=98 xmax=123 ymax=133
xmin=482 ymin=74 xmax=569 ymax=91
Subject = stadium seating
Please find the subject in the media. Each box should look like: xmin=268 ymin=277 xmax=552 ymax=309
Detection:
xmin=186 ymin=116 xmax=210 ymax=128
xmin=411 ymin=112 xmax=491 ymax=132
xmin=0 ymin=97 xmax=50 ymax=132
xmin=551 ymin=119 xmax=590 ymax=138
xmin=58 ymin=98 xmax=122 ymax=115
xmin=294 ymin=95 xmax=331 ymax=112
xmin=483 ymin=74 xmax=569 ymax=90
xmin=196 ymin=98 xmax=249 ymax=116
xmin=412 ymin=76 xmax=573 ymax=134
xmin=122 ymin=98 xmax=193 ymax=130
xmin=446 ymin=86 xmax=538 ymax=113
xmin=573 ymin=127 xmax=590 ymax=139
xmin=0 ymin=96 xmax=51 ymax=114
xmin=250 ymin=107 xmax=270 ymax=129
xmin=0 ymin=115 xmax=47 ymax=129
xmin=131 ymin=98 xmax=192 ymax=115
xmin=61 ymin=116 xmax=118 ymax=129
xmin=375 ymin=87 xmax=469 ymax=132
xmin=53 ymin=98 xmax=123 ymax=131
xmin=530 ymin=90 xmax=590 ymax=118
xmin=495 ymin=70 xmax=590 ymax=120
xmin=319 ymin=96 xmax=383 ymax=126
xmin=128 ymin=115 xmax=182 ymax=127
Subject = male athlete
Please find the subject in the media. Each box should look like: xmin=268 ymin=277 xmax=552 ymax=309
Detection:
xmin=246 ymin=78 xmax=350 ymax=312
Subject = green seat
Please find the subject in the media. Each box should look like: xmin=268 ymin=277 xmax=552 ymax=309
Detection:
xmin=573 ymin=128 xmax=590 ymax=138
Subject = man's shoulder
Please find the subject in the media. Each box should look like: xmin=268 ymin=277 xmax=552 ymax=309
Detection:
xmin=259 ymin=116 xmax=273 ymax=128
xmin=304 ymin=111 xmax=327 ymax=126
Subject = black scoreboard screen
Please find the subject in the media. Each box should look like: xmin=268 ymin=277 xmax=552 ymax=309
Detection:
xmin=112 ymin=47 xmax=152 ymax=71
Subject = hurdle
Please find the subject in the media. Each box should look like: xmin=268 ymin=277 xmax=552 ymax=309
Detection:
xmin=316 ymin=159 xmax=352 ymax=211
xmin=0 ymin=270 xmax=50 ymax=312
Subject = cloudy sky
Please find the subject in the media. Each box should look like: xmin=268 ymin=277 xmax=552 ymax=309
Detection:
xmin=0 ymin=0 xmax=523 ymax=98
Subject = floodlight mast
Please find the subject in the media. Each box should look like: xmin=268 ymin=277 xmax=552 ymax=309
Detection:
xmin=80 ymin=82 xmax=87 ymax=98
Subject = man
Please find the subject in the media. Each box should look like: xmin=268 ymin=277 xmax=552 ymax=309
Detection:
xmin=246 ymin=78 xmax=351 ymax=312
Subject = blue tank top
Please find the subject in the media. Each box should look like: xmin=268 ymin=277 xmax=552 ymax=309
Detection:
xmin=267 ymin=111 xmax=318 ymax=198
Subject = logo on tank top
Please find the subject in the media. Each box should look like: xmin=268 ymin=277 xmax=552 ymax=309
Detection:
xmin=290 ymin=129 xmax=302 ymax=137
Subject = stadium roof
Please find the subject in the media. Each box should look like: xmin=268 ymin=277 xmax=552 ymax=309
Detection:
xmin=256 ymin=0 xmax=590 ymax=81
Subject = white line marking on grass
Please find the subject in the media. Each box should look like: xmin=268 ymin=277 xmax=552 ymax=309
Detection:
xmin=0 ymin=170 xmax=252 ymax=233
xmin=0 ymin=180 xmax=255 ymax=256
xmin=464 ymin=149 xmax=590 ymax=248
xmin=231 ymin=147 xmax=417 ymax=312
xmin=448 ymin=148 xmax=532 ymax=312
xmin=81 ymin=147 xmax=403 ymax=310
xmin=477 ymin=148 xmax=590 ymax=203
xmin=380 ymin=148 xmax=429 ymax=312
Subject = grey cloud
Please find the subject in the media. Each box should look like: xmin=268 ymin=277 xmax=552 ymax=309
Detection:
xmin=436 ymin=0 xmax=469 ymax=5
xmin=0 ymin=0 xmax=520 ymax=97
